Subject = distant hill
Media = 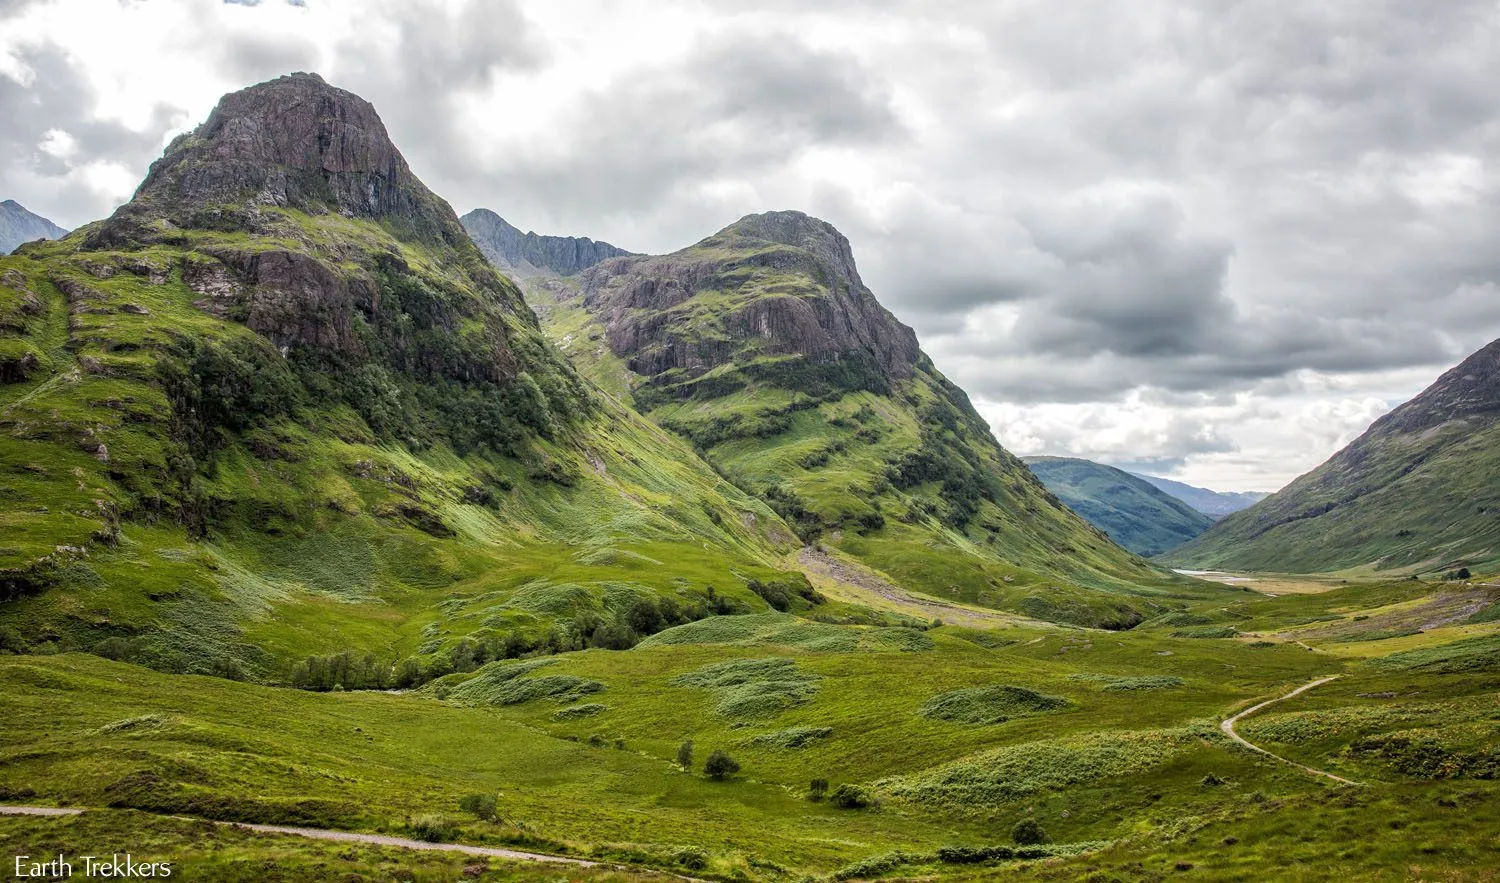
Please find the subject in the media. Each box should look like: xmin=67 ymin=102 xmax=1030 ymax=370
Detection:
xmin=1167 ymin=337 xmax=1500 ymax=574
xmin=0 ymin=200 xmax=67 ymax=254
xmin=1024 ymin=457 xmax=1215 ymax=557
xmin=460 ymin=208 xmax=633 ymax=276
xmin=1131 ymin=473 xmax=1269 ymax=519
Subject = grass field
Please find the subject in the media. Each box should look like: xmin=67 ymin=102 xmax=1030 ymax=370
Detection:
xmin=2 ymin=573 xmax=1497 ymax=880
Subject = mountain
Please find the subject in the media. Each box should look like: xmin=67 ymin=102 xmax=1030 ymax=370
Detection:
xmin=1024 ymin=457 xmax=1214 ymax=556
xmin=1130 ymin=473 xmax=1269 ymax=519
xmin=0 ymin=73 xmax=805 ymax=678
xmin=502 ymin=208 xmax=1196 ymax=627
xmin=0 ymin=199 xmax=68 ymax=254
xmin=1167 ymin=337 xmax=1500 ymax=574
xmin=460 ymin=208 xmax=633 ymax=276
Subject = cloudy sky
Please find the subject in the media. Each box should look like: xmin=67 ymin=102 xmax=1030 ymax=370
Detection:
xmin=4 ymin=0 xmax=1498 ymax=491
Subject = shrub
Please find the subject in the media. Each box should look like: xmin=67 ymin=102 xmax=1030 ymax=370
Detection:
xmin=677 ymin=739 xmax=694 ymax=769
xmin=808 ymin=778 xmax=829 ymax=801
xmin=704 ymin=750 xmax=741 ymax=780
xmin=673 ymin=847 xmax=709 ymax=871
xmin=1201 ymin=772 xmax=1226 ymax=787
xmin=829 ymin=784 xmax=873 ymax=809
xmin=458 ymin=793 xmax=498 ymax=822
xmin=1443 ymin=567 xmax=1473 ymax=581
xmin=1012 ymin=818 xmax=1048 ymax=845
xmin=408 ymin=814 xmax=458 ymax=843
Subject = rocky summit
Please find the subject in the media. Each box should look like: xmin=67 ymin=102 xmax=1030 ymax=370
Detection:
xmin=461 ymin=208 xmax=633 ymax=276
xmin=1169 ymin=337 xmax=1500 ymax=573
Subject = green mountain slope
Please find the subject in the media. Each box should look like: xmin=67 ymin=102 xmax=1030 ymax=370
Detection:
xmin=492 ymin=209 xmax=1199 ymax=627
xmin=1167 ymin=337 xmax=1500 ymax=573
xmin=1023 ymin=457 xmax=1214 ymax=556
xmin=0 ymin=74 xmax=811 ymax=680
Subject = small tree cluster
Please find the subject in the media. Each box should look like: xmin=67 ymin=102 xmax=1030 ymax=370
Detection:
xmin=704 ymin=749 xmax=740 ymax=780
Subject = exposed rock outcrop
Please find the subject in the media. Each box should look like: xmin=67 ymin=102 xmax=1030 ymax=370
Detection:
xmin=576 ymin=210 xmax=920 ymax=382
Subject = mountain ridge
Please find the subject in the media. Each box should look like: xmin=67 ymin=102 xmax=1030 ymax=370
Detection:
xmin=1167 ymin=337 xmax=1500 ymax=573
xmin=1130 ymin=472 xmax=1269 ymax=519
xmin=1024 ymin=456 xmax=1215 ymax=556
xmin=461 ymin=208 xmax=634 ymax=277
xmin=1 ymin=199 xmax=68 ymax=254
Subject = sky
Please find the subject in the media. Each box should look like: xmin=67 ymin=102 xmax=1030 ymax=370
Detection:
xmin=3 ymin=0 xmax=1498 ymax=491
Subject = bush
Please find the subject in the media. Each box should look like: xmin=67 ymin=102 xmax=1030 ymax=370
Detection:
xmin=704 ymin=749 xmax=741 ymax=780
xmin=829 ymin=784 xmax=873 ymax=809
xmin=673 ymin=847 xmax=709 ymax=871
xmin=408 ymin=814 xmax=458 ymax=843
xmin=458 ymin=793 xmax=498 ymax=821
xmin=1201 ymin=772 xmax=1226 ymax=787
xmin=808 ymin=778 xmax=829 ymax=802
xmin=918 ymin=685 xmax=1069 ymax=725
xmin=1443 ymin=567 xmax=1472 ymax=581
xmin=677 ymin=739 xmax=694 ymax=769
xmin=1011 ymin=818 xmax=1048 ymax=845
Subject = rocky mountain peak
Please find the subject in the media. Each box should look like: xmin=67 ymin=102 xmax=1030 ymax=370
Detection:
xmin=713 ymin=210 xmax=867 ymax=292
xmin=460 ymin=208 xmax=634 ymax=276
xmin=92 ymin=72 xmax=463 ymax=248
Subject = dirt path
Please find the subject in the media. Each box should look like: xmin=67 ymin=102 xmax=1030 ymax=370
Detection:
xmin=797 ymin=547 xmax=1031 ymax=629
xmin=1220 ymin=676 xmax=1361 ymax=785
xmin=0 ymin=806 xmax=702 ymax=878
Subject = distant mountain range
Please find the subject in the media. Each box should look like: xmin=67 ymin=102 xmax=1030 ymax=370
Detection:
xmin=460 ymin=208 xmax=633 ymax=276
xmin=1168 ymin=337 xmax=1500 ymax=574
xmin=1130 ymin=473 xmax=1269 ymax=519
xmin=1024 ymin=457 xmax=1214 ymax=557
xmin=0 ymin=199 xmax=67 ymax=254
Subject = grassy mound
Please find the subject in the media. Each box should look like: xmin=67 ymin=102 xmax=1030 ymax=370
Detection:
xmin=1068 ymin=673 xmax=1185 ymax=692
xmin=443 ymin=659 xmax=603 ymax=706
xmin=917 ymin=685 xmax=1070 ymax=725
xmin=637 ymin=612 xmax=932 ymax=652
xmin=882 ymin=727 xmax=1210 ymax=806
xmin=553 ymin=703 xmax=609 ymax=721
xmin=671 ymin=658 xmax=820 ymax=719
xmin=746 ymin=726 xmax=833 ymax=749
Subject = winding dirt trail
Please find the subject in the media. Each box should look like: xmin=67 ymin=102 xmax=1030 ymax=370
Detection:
xmin=1220 ymin=676 xmax=1361 ymax=785
xmin=0 ymin=807 xmax=704 ymax=879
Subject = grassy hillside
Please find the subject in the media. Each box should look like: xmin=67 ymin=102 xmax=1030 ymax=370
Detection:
xmin=508 ymin=212 xmax=1206 ymax=628
xmin=1024 ymin=456 xmax=1214 ymax=556
xmin=1168 ymin=338 xmax=1500 ymax=574
xmin=0 ymin=75 xmax=808 ymax=682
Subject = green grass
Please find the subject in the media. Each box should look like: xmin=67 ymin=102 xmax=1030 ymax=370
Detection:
xmin=3 ymin=571 xmax=1499 ymax=880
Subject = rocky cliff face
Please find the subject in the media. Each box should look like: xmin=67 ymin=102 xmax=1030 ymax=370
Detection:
xmin=0 ymin=200 xmax=67 ymax=254
xmin=461 ymin=209 xmax=633 ymax=276
xmin=577 ymin=211 xmax=921 ymax=382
